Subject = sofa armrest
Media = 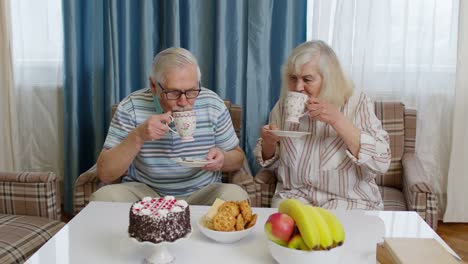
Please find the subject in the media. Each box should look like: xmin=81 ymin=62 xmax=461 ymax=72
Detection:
xmin=402 ymin=153 xmax=438 ymax=230
xmin=73 ymin=164 xmax=129 ymax=214
xmin=254 ymin=169 xmax=277 ymax=207
xmin=0 ymin=171 xmax=61 ymax=220
xmin=73 ymin=164 xmax=101 ymax=215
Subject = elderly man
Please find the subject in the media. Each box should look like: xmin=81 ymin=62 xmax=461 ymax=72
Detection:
xmin=91 ymin=47 xmax=249 ymax=205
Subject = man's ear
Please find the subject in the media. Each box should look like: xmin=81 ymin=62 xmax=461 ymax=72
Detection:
xmin=149 ymin=77 xmax=157 ymax=94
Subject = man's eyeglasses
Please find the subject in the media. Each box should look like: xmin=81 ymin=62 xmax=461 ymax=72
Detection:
xmin=158 ymin=81 xmax=201 ymax=100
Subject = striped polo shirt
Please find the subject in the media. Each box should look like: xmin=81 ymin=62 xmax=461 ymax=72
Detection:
xmin=103 ymin=87 xmax=239 ymax=196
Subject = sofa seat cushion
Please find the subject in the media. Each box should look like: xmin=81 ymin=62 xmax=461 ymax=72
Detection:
xmin=379 ymin=186 xmax=408 ymax=211
xmin=0 ymin=214 xmax=64 ymax=264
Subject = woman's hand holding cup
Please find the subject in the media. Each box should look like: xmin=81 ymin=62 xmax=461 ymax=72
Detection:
xmin=306 ymin=97 xmax=342 ymax=125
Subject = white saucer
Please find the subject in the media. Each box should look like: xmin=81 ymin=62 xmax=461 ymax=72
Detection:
xmin=172 ymin=157 xmax=215 ymax=167
xmin=269 ymin=130 xmax=312 ymax=138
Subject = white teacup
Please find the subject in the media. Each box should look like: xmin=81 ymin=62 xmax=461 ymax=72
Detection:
xmin=284 ymin=92 xmax=309 ymax=123
xmin=168 ymin=110 xmax=197 ymax=142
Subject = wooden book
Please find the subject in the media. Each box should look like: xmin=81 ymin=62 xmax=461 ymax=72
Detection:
xmin=376 ymin=238 xmax=461 ymax=264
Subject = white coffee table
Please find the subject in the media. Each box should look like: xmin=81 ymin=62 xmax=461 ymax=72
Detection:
xmin=25 ymin=201 xmax=459 ymax=264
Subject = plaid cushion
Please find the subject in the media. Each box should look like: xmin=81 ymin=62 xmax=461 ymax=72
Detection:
xmin=254 ymin=170 xmax=277 ymax=207
xmin=0 ymin=214 xmax=64 ymax=264
xmin=73 ymin=165 xmax=100 ymax=215
xmin=379 ymin=186 xmax=407 ymax=211
xmin=223 ymin=159 xmax=260 ymax=207
xmin=404 ymin=109 xmax=417 ymax=153
xmin=0 ymin=172 xmax=60 ymax=221
xmin=404 ymin=189 xmax=438 ymax=230
xmin=374 ymin=102 xmax=404 ymax=189
xmin=376 ymin=158 xmax=403 ymax=188
xmin=402 ymin=153 xmax=438 ymax=230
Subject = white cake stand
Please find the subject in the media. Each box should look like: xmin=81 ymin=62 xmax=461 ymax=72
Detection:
xmin=130 ymin=229 xmax=192 ymax=264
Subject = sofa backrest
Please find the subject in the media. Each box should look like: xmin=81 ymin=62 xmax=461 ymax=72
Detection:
xmin=223 ymin=100 xmax=242 ymax=139
xmin=0 ymin=172 xmax=61 ymax=221
xmin=374 ymin=101 xmax=416 ymax=189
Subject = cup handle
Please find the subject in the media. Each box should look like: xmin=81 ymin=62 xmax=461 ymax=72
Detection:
xmin=300 ymin=100 xmax=310 ymax=117
xmin=168 ymin=126 xmax=178 ymax=135
xmin=165 ymin=116 xmax=179 ymax=135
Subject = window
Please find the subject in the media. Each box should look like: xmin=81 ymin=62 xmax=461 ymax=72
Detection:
xmin=10 ymin=0 xmax=63 ymax=85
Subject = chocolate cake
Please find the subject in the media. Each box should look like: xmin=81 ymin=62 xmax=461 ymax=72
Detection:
xmin=128 ymin=196 xmax=191 ymax=243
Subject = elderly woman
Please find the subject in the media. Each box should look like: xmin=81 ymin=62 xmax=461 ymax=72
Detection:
xmin=254 ymin=40 xmax=391 ymax=210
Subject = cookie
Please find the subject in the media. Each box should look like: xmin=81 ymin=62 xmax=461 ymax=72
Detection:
xmin=245 ymin=213 xmax=257 ymax=229
xmin=213 ymin=211 xmax=236 ymax=231
xmin=218 ymin=201 xmax=240 ymax=217
xmin=235 ymin=214 xmax=245 ymax=231
xmin=238 ymin=200 xmax=252 ymax=222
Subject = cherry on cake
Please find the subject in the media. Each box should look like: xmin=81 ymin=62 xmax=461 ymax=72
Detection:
xmin=128 ymin=196 xmax=191 ymax=243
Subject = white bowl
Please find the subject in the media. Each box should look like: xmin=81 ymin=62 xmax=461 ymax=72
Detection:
xmin=267 ymin=240 xmax=344 ymax=264
xmin=197 ymin=218 xmax=255 ymax=243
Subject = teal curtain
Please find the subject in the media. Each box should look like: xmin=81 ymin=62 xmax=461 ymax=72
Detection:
xmin=62 ymin=0 xmax=306 ymax=213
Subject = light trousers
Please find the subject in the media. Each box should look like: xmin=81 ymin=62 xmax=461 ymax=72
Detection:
xmin=90 ymin=182 xmax=249 ymax=205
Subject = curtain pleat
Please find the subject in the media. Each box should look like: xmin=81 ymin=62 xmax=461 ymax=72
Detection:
xmin=0 ymin=0 xmax=17 ymax=171
xmin=444 ymin=0 xmax=468 ymax=222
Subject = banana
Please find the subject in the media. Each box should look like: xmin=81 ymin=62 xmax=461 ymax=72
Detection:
xmin=278 ymin=199 xmax=320 ymax=250
xmin=316 ymin=207 xmax=345 ymax=247
xmin=287 ymin=234 xmax=309 ymax=250
xmin=304 ymin=205 xmax=334 ymax=250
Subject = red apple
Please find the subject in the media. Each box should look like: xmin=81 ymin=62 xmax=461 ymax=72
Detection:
xmin=264 ymin=212 xmax=295 ymax=246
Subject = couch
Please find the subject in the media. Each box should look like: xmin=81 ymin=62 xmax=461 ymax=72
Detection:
xmin=254 ymin=101 xmax=438 ymax=230
xmin=0 ymin=171 xmax=65 ymax=264
xmin=73 ymin=100 xmax=260 ymax=214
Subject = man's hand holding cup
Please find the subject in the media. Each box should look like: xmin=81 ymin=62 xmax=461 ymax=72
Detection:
xmin=135 ymin=112 xmax=173 ymax=142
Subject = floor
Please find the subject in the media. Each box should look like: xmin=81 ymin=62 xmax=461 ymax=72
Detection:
xmin=437 ymin=221 xmax=468 ymax=262
xmin=62 ymin=211 xmax=468 ymax=261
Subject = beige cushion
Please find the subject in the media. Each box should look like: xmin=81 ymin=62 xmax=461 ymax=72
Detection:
xmin=374 ymin=102 xmax=404 ymax=189
xmin=379 ymin=186 xmax=407 ymax=211
xmin=0 ymin=172 xmax=61 ymax=221
xmin=0 ymin=214 xmax=64 ymax=264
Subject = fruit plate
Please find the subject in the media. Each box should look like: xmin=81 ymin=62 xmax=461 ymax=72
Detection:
xmin=267 ymin=239 xmax=344 ymax=264
xmin=172 ymin=157 xmax=215 ymax=167
xmin=197 ymin=217 xmax=255 ymax=243
xmin=269 ymin=130 xmax=311 ymax=138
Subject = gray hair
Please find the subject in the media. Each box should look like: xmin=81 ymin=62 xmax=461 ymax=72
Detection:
xmin=150 ymin=47 xmax=202 ymax=85
xmin=281 ymin=40 xmax=353 ymax=107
